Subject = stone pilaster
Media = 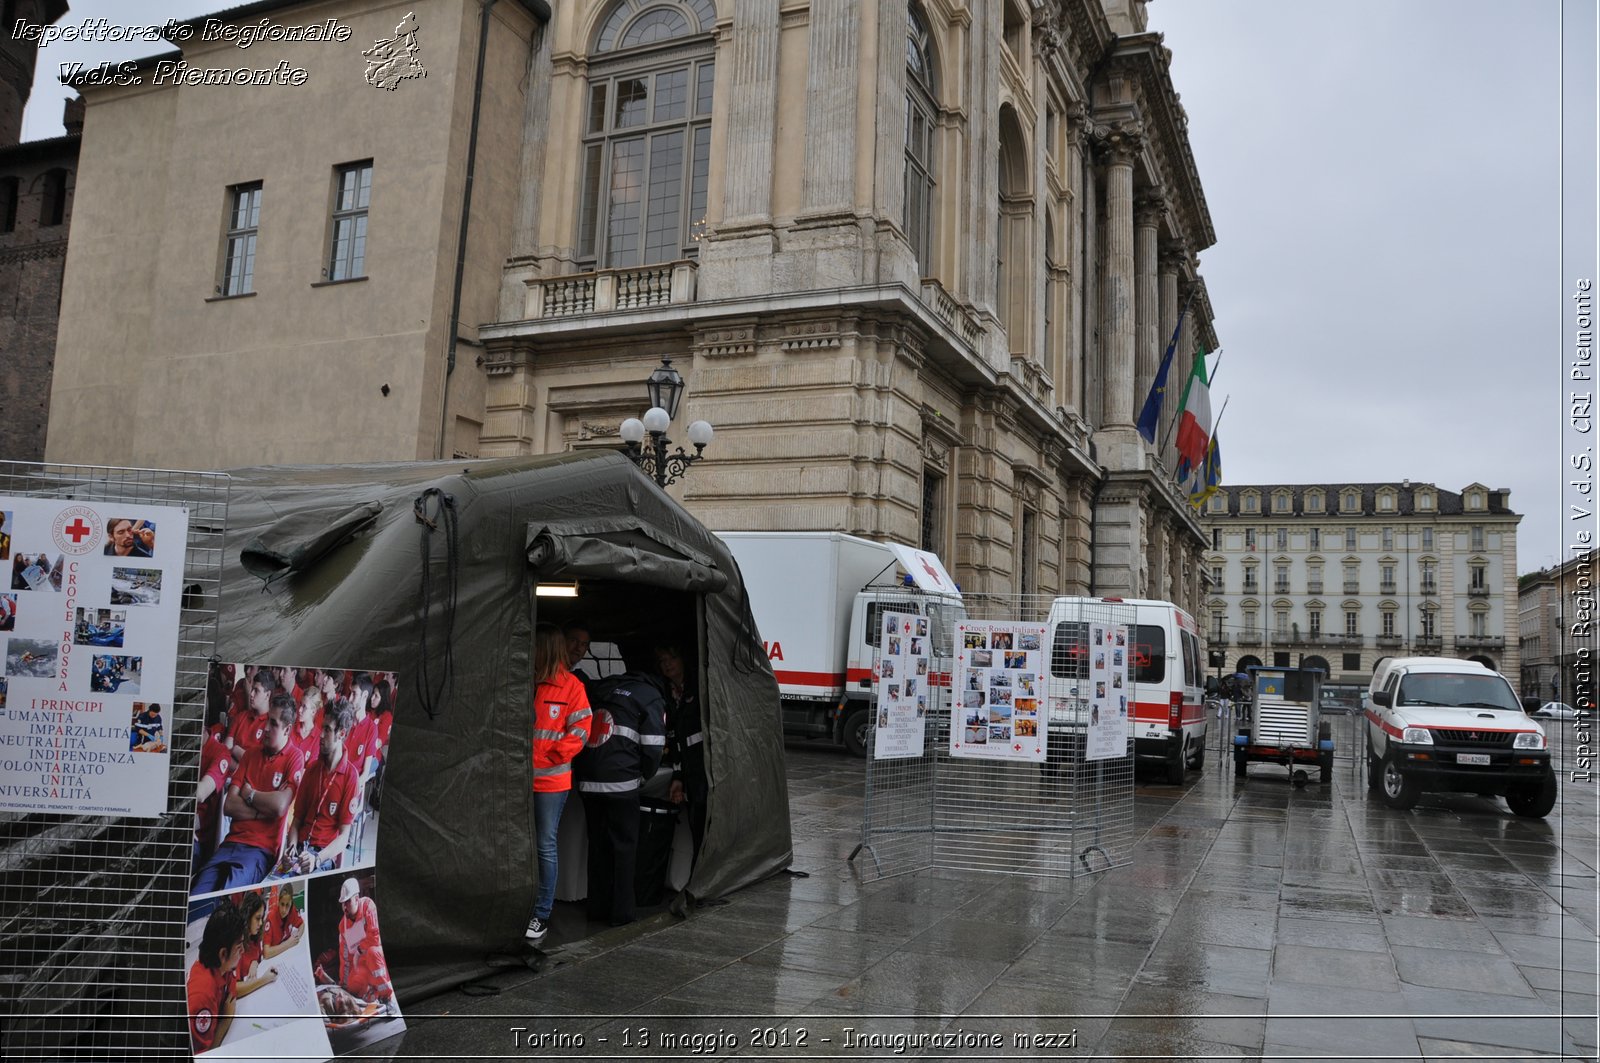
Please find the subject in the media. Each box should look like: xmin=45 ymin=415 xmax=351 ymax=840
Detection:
xmin=722 ymin=0 xmax=783 ymax=226
xmin=1064 ymin=101 xmax=1091 ymax=419
xmin=800 ymin=0 xmax=860 ymax=217
xmin=499 ymin=23 xmax=554 ymax=321
xmin=1157 ymin=247 xmax=1181 ymax=453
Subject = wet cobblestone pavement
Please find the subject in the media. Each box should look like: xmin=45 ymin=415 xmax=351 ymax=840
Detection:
xmin=392 ymin=723 xmax=1598 ymax=1061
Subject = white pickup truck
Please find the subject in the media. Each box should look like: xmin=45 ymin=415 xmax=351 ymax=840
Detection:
xmin=1364 ymin=656 xmax=1555 ymax=817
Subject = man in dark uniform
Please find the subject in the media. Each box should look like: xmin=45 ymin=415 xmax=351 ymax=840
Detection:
xmin=573 ymin=667 xmax=667 ymax=926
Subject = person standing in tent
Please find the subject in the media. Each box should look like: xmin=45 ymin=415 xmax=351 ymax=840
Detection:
xmin=656 ymin=642 xmax=707 ymax=864
xmin=574 ymin=660 xmax=668 ymax=927
xmin=525 ymin=623 xmax=592 ymax=944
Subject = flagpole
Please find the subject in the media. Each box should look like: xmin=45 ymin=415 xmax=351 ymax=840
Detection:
xmin=1136 ymin=290 xmax=1197 ymax=446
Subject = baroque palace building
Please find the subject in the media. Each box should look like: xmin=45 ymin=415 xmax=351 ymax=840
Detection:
xmin=1202 ymin=482 xmax=1522 ymax=686
xmin=43 ymin=0 xmax=1220 ymax=605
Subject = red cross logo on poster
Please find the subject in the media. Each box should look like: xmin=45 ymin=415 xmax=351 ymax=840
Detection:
xmin=51 ymin=504 xmax=103 ymax=554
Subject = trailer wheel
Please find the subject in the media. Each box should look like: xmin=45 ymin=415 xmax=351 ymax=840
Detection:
xmin=1505 ymin=774 xmax=1557 ymax=819
xmin=1378 ymin=754 xmax=1420 ymax=810
xmin=841 ymin=707 xmax=871 ymax=758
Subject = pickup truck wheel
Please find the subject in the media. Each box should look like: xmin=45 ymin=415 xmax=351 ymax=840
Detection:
xmin=841 ymin=707 xmax=871 ymax=758
xmin=1365 ymin=738 xmax=1383 ymax=792
xmin=1378 ymin=755 xmax=1420 ymax=810
xmin=1190 ymin=743 xmax=1206 ymax=772
xmin=1505 ymin=774 xmax=1557 ymax=818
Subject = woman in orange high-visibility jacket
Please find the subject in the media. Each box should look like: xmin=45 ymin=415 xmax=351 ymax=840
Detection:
xmin=526 ymin=622 xmax=591 ymax=945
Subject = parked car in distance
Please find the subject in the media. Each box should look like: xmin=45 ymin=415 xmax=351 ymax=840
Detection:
xmin=1532 ymin=702 xmax=1577 ymax=720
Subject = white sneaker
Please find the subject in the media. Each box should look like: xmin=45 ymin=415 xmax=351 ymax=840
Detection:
xmin=524 ymin=915 xmax=549 ymax=943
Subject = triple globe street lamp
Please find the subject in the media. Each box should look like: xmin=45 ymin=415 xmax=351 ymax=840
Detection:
xmin=618 ymin=357 xmax=714 ymax=488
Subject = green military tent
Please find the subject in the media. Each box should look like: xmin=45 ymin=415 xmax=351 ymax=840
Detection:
xmin=218 ymin=450 xmax=792 ymax=997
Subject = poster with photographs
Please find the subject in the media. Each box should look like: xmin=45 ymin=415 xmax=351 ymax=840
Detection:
xmin=0 ymin=497 xmax=188 ymax=816
xmin=183 ymin=871 xmax=404 ymax=1061
xmin=191 ymin=662 xmax=396 ymax=899
xmin=1085 ymin=622 xmax=1132 ymax=761
xmin=185 ymin=662 xmax=403 ymax=1060
xmin=949 ymin=620 xmax=1049 ymax=762
xmin=873 ymin=610 xmax=931 ymax=759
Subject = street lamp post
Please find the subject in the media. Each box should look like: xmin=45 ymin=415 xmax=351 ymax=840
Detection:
xmin=618 ymin=357 xmax=713 ymax=488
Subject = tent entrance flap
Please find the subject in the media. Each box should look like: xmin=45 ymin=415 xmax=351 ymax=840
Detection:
xmin=527 ymin=518 xmax=728 ymax=594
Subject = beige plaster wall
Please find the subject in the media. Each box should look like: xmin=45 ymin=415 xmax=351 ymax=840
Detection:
xmin=46 ymin=0 xmax=537 ymax=469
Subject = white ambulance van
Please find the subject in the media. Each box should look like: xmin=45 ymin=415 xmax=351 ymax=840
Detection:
xmin=1044 ymin=596 xmax=1207 ymax=783
xmin=717 ymin=532 xmax=965 ymax=756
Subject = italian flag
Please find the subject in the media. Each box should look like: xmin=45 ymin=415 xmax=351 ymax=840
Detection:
xmin=1174 ymin=348 xmax=1212 ymax=487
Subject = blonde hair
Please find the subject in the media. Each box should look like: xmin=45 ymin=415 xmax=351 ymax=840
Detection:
xmin=533 ymin=623 xmax=567 ymax=685
xmin=299 ymin=687 xmax=324 ymax=719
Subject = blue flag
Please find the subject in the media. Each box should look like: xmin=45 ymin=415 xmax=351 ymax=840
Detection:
xmin=1136 ymin=310 xmax=1187 ymax=443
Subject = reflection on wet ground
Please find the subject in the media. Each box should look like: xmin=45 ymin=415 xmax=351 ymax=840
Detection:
xmin=394 ymin=732 xmax=1597 ymax=1061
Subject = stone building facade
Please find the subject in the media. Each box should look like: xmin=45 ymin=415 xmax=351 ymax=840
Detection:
xmin=1518 ymin=549 xmax=1597 ymax=706
xmin=1 ymin=0 xmax=74 ymax=462
xmin=1202 ymin=482 xmax=1522 ymax=684
xmin=478 ymin=0 xmax=1220 ymax=604
xmin=44 ymin=0 xmax=1221 ymax=607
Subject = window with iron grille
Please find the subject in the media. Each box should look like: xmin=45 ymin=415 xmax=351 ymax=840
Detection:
xmin=220 ymin=182 xmax=262 ymax=296
xmin=1019 ymin=507 xmax=1036 ymax=597
xmin=921 ymin=469 xmax=943 ymax=554
xmin=327 ymin=161 xmax=372 ymax=281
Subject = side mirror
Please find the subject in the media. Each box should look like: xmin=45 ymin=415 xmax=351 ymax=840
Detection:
xmin=1370 ymin=690 xmax=1391 ymax=708
xmin=1521 ymin=697 xmax=1541 ymax=713
xmin=1205 ymin=676 xmax=1220 ymax=695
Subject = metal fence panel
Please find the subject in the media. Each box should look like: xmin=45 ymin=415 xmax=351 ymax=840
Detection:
xmin=854 ymin=594 xmax=1137 ymax=885
xmin=0 ymin=462 xmax=228 ymax=1061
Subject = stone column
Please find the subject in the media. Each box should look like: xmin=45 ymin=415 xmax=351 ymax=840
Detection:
xmin=1098 ymin=124 xmax=1141 ymax=432
xmin=801 ymin=0 xmax=860 ymax=216
xmin=722 ymin=0 xmax=783 ymax=226
xmin=1133 ymin=191 xmax=1163 ymax=434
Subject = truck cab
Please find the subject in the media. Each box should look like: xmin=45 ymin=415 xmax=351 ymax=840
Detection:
xmin=718 ymin=532 xmax=965 ymax=756
xmin=1364 ymin=656 xmax=1555 ymax=816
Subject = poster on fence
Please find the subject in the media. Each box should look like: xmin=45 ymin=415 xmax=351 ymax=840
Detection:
xmin=184 ymin=871 xmax=405 ymax=1061
xmin=0 ymin=497 xmax=189 ymax=817
xmin=1085 ymin=622 xmax=1131 ymax=761
xmin=873 ymin=610 xmax=930 ymax=758
xmin=949 ymin=620 xmax=1048 ymax=763
xmin=186 ymin=662 xmax=404 ymax=1060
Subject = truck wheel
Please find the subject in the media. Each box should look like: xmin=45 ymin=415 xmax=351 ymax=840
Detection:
xmin=1165 ymin=746 xmax=1186 ymax=785
xmin=1378 ymin=755 xmax=1420 ymax=810
xmin=1505 ymin=774 xmax=1557 ymax=818
xmin=1190 ymin=743 xmax=1206 ymax=772
xmin=841 ymin=707 xmax=871 ymax=758
xmin=1366 ymin=738 xmax=1382 ymax=792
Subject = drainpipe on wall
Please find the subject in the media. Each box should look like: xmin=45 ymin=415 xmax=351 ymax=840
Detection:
xmin=435 ymin=0 xmax=553 ymax=457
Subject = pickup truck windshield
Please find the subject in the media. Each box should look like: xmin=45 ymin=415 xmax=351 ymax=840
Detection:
xmin=1396 ymin=673 xmax=1520 ymax=712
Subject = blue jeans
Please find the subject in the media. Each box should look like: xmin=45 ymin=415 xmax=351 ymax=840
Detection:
xmin=532 ymin=790 xmax=568 ymax=920
xmin=191 ymin=840 xmax=274 ymax=895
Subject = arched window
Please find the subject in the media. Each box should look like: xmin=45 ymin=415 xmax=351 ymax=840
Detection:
xmin=0 ymin=177 xmax=17 ymax=233
xmin=38 ymin=168 xmax=67 ymax=227
xmin=996 ymin=105 xmax=1029 ymax=348
xmin=904 ymin=2 xmax=937 ymax=276
xmin=578 ymin=1 xmax=717 ymax=268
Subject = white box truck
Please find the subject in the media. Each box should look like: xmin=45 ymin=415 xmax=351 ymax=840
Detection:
xmin=717 ymin=532 xmax=965 ymax=756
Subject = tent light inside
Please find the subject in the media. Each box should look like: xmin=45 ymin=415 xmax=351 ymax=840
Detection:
xmin=535 ymin=581 xmax=579 ymax=598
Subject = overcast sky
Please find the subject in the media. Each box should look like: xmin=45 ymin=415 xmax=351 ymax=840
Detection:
xmin=22 ymin=1 xmax=1599 ymax=573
